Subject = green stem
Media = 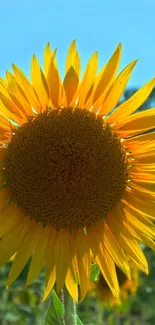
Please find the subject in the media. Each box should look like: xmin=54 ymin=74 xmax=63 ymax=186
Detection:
xmin=63 ymin=287 xmax=77 ymax=325
xmin=96 ymin=300 xmax=104 ymax=325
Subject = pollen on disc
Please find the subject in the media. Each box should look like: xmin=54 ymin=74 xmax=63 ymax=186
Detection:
xmin=4 ymin=108 xmax=128 ymax=229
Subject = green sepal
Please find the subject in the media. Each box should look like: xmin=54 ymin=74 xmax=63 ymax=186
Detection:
xmin=90 ymin=263 xmax=100 ymax=282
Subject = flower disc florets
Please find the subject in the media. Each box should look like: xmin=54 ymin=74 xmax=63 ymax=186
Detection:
xmin=4 ymin=108 xmax=128 ymax=228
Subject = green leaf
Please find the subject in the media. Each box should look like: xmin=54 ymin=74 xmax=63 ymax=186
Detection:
xmin=45 ymin=290 xmax=64 ymax=325
xmin=76 ymin=315 xmax=84 ymax=325
xmin=90 ymin=263 xmax=100 ymax=282
xmin=4 ymin=312 xmax=20 ymax=322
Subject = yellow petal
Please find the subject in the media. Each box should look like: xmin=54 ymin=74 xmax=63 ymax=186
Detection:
xmin=106 ymin=201 xmax=134 ymax=239
xmin=87 ymin=220 xmax=104 ymax=256
xmin=45 ymin=227 xmax=57 ymax=285
xmin=96 ymin=246 xmax=120 ymax=297
xmin=119 ymin=234 xmax=148 ymax=274
xmin=123 ymin=131 xmax=155 ymax=150
xmin=6 ymin=71 xmax=33 ymax=116
xmin=0 ymin=204 xmax=22 ymax=237
xmin=130 ymin=161 xmax=155 ymax=171
xmin=0 ymin=131 xmax=11 ymax=144
xmin=65 ymin=267 xmax=78 ymax=303
xmin=115 ymin=108 xmax=155 ymax=137
xmin=63 ymin=67 xmax=79 ymax=107
xmin=130 ymin=170 xmax=155 ymax=182
xmin=126 ymin=205 xmax=155 ymax=229
xmin=109 ymin=78 xmax=155 ymax=123
xmin=75 ymin=229 xmax=91 ymax=301
xmin=130 ymin=143 xmax=155 ymax=155
xmin=71 ymin=256 xmax=79 ymax=283
xmin=31 ymin=54 xmax=49 ymax=111
xmin=85 ymin=63 xmax=106 ymax=109
xmin=47 ymin=56 xmax=62 ymax=108
xmin=26 ymin=224 xmax=51 ymax=286
xmin=55 ymin=228 xmax=72 ymax=293
xmin=134 ymin=231 xmax=155 ymax=251
xmin=127 ymin=186 xmax=155 ymax=202
xmin=66 ymin=40 xmax=77 ymax=73
xmin=7 ymin=221 xmax=43 ymax=287
xmin=100 ymin=60 xmax=137 ymax=117
xmin=0 ymin=88 xmax=26 ymax=124
xmin=0 ymin=112 xmax=13 ymax=132
xmin=68 ymin=229 xmax=79 ymax=283
xmin=12 ymin=64 xmax=40 ymax=113
xmin=0 ymin=136 xmax=10 ymax=145
xmin=132 ymin=179 xmax=155 ymax=194
xmin=0 ymin=77 xmax=6 ymax=87
xmin=130 ymin=152 xmax=155 ymax=163
xmin=0 ymin=104 xmax=21 ymax=128
xmin=43 ymin=227 xmax=57 ymax=301
xmin=124 ymin=208 xmax=155 ymax=238
xmin=123 ymin=190 xmax=155 ymax=219
xmin=78 ymin=51 xmax=98 ymax=108
xmin=42 ymin=267 xmax=56 ymax=302
xmin=104 ymin=224 xmax=130 ymax=278
xmin=65 ymin=41 xmax=80 ymax=78
xmin=106 ymin=209 xmax=148 ymax=273
xmin=131 ymin=182 xmax=155 ymax=201
xmin=92 ymin=43 xmax=122 ymax=108
xmin=0 ymin=216 xmax=32 ymax=267
xmin=44 ymin=42 xmax=56 ymax=77
xmin=0 ymin=115 xmax=12 ymax=144
xmin=73 ymin=52 xmax=81 ymax=79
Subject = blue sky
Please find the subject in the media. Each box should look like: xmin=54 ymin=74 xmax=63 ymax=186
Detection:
xmin=0 ymin=0 xmax=155 ymax=88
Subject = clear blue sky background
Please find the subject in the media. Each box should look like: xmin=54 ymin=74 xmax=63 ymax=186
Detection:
xmin=0 ymin=0 xmax=155 ymax=88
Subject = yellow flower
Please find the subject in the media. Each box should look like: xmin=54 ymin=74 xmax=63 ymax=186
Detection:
xmin=0 ymin=41 xmax=155 ymax=303
xmin=89 ymin=267 xmax=139 ymax=307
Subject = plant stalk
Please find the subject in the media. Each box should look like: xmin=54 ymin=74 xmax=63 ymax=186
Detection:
xmin=63 ymin=287 xmax=77 ymax=325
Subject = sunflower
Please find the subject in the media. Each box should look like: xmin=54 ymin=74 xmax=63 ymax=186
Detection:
xmin=88 ymin=267 xmax=139 ymax=306
xmin=0 ymin=40 xmax=155 ymax=303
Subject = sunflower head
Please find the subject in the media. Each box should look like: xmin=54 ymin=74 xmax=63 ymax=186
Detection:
xmin=0 ymin=40 xmax=154 ymax=303
xmin=4 ymin=107 xmax=128 ymax=229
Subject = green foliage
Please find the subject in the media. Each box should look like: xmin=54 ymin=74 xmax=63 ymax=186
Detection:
xmin=45 ymin=290 xmax=64 ymax=325
xmin=1 ymin=237 xmax=155 ymax=325
xmin=76 ymin=315 xmax=84 ymax=325
xmin=0 ymin=262 xmax=48 ymax=325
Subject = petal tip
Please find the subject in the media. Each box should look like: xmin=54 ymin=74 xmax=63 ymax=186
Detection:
xmin=117 ymin=42 xmax=122 ymax=52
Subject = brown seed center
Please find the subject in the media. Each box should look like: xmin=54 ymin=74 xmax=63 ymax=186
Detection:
xmin=4 ymin=108 xmax=128 ymax=228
